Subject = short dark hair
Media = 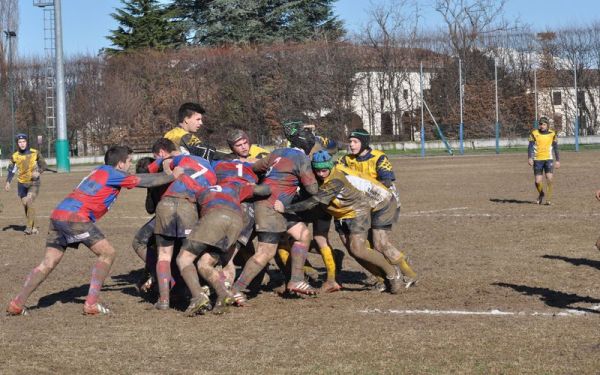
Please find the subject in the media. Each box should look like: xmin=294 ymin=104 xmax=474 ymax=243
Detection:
xmin=177 ymin=102 xmax=205 ymax=124
xmin=135 ymin=157 xmax=155 ymax=173
xmin=152 ymin=138 xmax=177 ymax=155
xmin=105 ymin=145 xmax=133 ymax=166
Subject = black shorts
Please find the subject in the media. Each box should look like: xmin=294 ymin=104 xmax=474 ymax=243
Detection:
xmin=533 ymin=160 xmax=554 ymax=175
xmin=18 ymin=182 xmax=40 ymax=200
xmin=46 ymin=219 xmax=105 ymax=251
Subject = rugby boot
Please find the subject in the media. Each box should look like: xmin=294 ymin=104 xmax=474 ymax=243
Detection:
xmin=212 ymin=296 xmax=235 ymax=315
xmin=6 ymin=300 xmax=29 ymax=316
xmin=536 ymin=191 xmax=544 ymax=205
xmin=386 ymin=274 xmax=404 ymax=294
xmin=83 ymin=302 xmax=111 ymax=315
xmin=24 ymin=227 xmax=39 ymax=235
xmin=154 ymin=300 xmax=170 ymax=310
xmin=185 ymin=293 xmax=211 ymax=317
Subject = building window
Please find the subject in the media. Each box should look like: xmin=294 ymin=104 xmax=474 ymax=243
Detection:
xmin=552 ymin=91 xmax=561 ymax=106
xmin=403 ymin=89 xmax=409 ymax=100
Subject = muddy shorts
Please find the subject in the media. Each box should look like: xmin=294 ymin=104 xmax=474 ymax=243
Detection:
xmin=184 ymin=210 xmax=243 ymax=257
xmin=255 ymin=202 xmax=301 ymax=234
xmin=237 ymin=202 xmax=255 ymax=246
xmin=372 ymin=201 xmax=398 ymax=230
xmin=298 ymin=206 xmax=332 ymax=236
xmin=533 ymin=160 xmax=554 ymax=175
xmin=334 ymin=214 xmax=370 ymax=235
xmin=46 ymin=219 xmax=105 ymax=251
xmin=154 ymin=196 xmax=198 ymax=239
xmin=18 ymin=182 xmax=40 ymax=200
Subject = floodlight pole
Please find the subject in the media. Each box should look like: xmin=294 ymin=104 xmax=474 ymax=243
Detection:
xmin=54 ymin=0 xmax=70 ymax=171
xmin=574 ymin=63 xmax=579 ymax=152
xmin=459 ymin=58 xmax=464 ymax=155
xmin=494 ymin=59 xmax=499 ymax=154
xmin=420 ymin=62 xmax=425 ymax=157
xmin=5 ymin=30 xmax=16 ymax=154
xmin=533 ymin=69 xmax=538 ymax=129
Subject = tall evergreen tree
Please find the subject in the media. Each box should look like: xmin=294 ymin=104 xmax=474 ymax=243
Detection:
xmin=105 ymin=0 xmax=187 ymax=54
xmin=170 ymin=0 xmax=345 ymax=46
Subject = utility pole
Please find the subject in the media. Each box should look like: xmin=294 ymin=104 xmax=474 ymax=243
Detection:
xmin=53 ymin=0 xmax=69 ymax=171
xmin=5 ymin=30 xmax=16 ymax=154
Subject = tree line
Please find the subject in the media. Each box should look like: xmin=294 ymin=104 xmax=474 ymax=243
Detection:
xmin=1 ymin=0 xmax=599 ymax=156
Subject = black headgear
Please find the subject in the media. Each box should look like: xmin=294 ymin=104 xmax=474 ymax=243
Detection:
xmin=349 ymin=128 xmax=370 ymax=154
xmin=289 ymin=128 xmax=316 ymax=155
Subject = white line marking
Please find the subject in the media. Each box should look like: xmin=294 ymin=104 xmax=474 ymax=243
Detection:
xmin=359 ymin=308 xmax=591 ymax=317
xmin=0 ymin=215 xmax=152 ymax=220
xmin=402 ymin=212 xmax=600 ymax=218
xmin=409 ymin=207 xmax=469 ymax=214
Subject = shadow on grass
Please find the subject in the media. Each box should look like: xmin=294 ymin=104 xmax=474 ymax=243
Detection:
xmin=493 ymin=282 xmax=600 ymax=314
xmin=542 ymin=255 xmax=600 ymax=270
xmin=489 ymin=198 xmax=536 ymax=205
xmin=2 ymin=224 xmax=26 ymax=232
xmin=34 ymin=284 xmax=89 ymax=310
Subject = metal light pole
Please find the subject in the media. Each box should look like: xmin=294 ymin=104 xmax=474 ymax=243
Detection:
xmin=574 ymin=63 xmax=579 ymax=152
xmin=5 ymin=30 xmax=16 ymax=154
xmin=459 ymin=58 xmax=464 ymax=155
xmin=533 ymin=69 xmax=538 ymax=129
xmin=54 ymin=0 xmax=70 ymax=171
xmin=420 ymin=62 xmax=425 ymax=157
xmin=494 ymin=58 xmax=500 ymax=154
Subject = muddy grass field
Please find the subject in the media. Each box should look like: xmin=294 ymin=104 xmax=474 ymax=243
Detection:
xmin=1 ymin=151 xmax=600 ymax=374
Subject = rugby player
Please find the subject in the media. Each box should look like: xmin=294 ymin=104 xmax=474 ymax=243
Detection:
xmin=6 ymin=146 xmax=180 ymax=316
xmin=528 ymin=116 xmax=560 ymax=205
xmin=4 ymin=134 xmax=48 ymax=235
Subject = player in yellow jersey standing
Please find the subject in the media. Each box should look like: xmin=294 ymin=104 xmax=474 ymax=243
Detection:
xmin=528 ymin=116 xmax=560 ymax=205
xmin=4 ymin=134 xmax=48 ymax=234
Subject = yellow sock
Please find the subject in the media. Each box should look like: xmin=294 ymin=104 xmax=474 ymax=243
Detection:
xmin=277 ymin=248 xmax=290 ymax=265
xmin=546 ymin=181 xmax=553 ymax=201
xmin=389 ymin=251 xmax=417 ymax=279
xmin=535 ymin=182 xmax=543 ymax=194
xmin=319 ymin=246 xmax=336 ymax=281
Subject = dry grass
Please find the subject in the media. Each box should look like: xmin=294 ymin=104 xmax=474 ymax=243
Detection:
xmin=1 ymin=151 xmax=600 ymax=374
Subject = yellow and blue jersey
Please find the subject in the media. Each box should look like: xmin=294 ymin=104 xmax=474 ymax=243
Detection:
xmin=7 ymin=148 xmax=47 ymax=184
xmin=249 ymin=144 xmax=269 ymax=160
xmin=528 ymin=129 xmax=558 ymax=161
xmin=339 ymin=149 xmax=395 ymax=184
xmin=163 ymin=127 xmax=202 ymax=155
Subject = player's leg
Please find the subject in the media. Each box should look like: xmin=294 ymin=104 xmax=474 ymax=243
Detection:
xmin=21 ymin=184 xmax=40 ymax=234
xmin=176 ymin=246 xmax=211 ymax=316
xmin=83 ymin=238 xmax=116 ymax=314
xmin=544 ymin=161 xmax=555 ymax=205
xmin=313 ymin=214 xmax=340 ymax=292
xmin=372 ymin=228 xmax=417 ymax=288
xmin=286 ymin=221 xmax=318 ymax=295
xmin=232 ymin=234 xmax=279 ymax=303
xmin=7 ymin=246 xmax=65 ymax=315
xmin=155 ymin=239 xmax=175 ymax=309
xmin=533 ymin=161 xmax=545 ymax=204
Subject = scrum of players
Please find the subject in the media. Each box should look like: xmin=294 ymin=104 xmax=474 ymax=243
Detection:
xmin=5 ymin=102 xmax=417 ymax=317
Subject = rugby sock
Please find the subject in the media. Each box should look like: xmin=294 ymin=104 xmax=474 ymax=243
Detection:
xmin=388 ymin=250 xmax=417 ymax=279
xmin=289 ymin=242 xmax=308 ymax=283
xmin=535 ymin=182 xmax=544 ymax=194
xmin=198 ymin=265 xmax=229 ymax=299
xmin=319 ymin=246 xmax=337 ymax=282
xmin=156 ymin=260 xmax=171 ymax=303
xmin=233 ymin=258 xmax=264 ymax=292
xmin=13 ymin=266 xmax=47 ymax=306
xmin=85 ymin=260 xmax=110 ymax=306
xmin=26 ymin=205 xmax=35 ymax=229
xmin=180 ymin=264 xmax=205 ymax=298
xmin=277 ymin=248 xmax=290 ymax=265
xmin=546 ymin=180 xmax=553 ymax=201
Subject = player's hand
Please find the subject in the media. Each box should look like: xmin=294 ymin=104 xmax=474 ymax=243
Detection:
xmin=555 ymin=161 xmax=560 ymax=169
xmin=528 ymin=158 xmax=533 ymax=166
xmin=4 ymin=182 xmax=10 ymax=191
xmin=171 ymin=166 xmax=184 ymax=179
xmin=162 ymin=159 xmax=173 ymax=175
xmin=32 ymin=170 xmax=40 ymax=180
xmin=273 ymin=200 xmax=285 ymax=213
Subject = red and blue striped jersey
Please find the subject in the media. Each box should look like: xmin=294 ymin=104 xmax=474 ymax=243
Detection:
xmin=196 ymin=183 xmax=252 ymax=218
xmin=253 ymin=148 xmax=317 ymax=206
xmin=212 ymin=160 xmax=258 ymax=186
xmin=150 ymin=155 xmax=216 ymax=202
xmin=50 ymin=165 xmax=141 ymax=222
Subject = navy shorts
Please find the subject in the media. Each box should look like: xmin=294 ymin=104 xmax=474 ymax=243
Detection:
xmin=46 ymin=219 xmax=106 ymax=251
xmin=533 ymin=160 xmax=554 ymax=175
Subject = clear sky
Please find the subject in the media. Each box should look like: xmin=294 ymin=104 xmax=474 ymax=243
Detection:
xmin=15 ymin=0 xmax=600 ymax=59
